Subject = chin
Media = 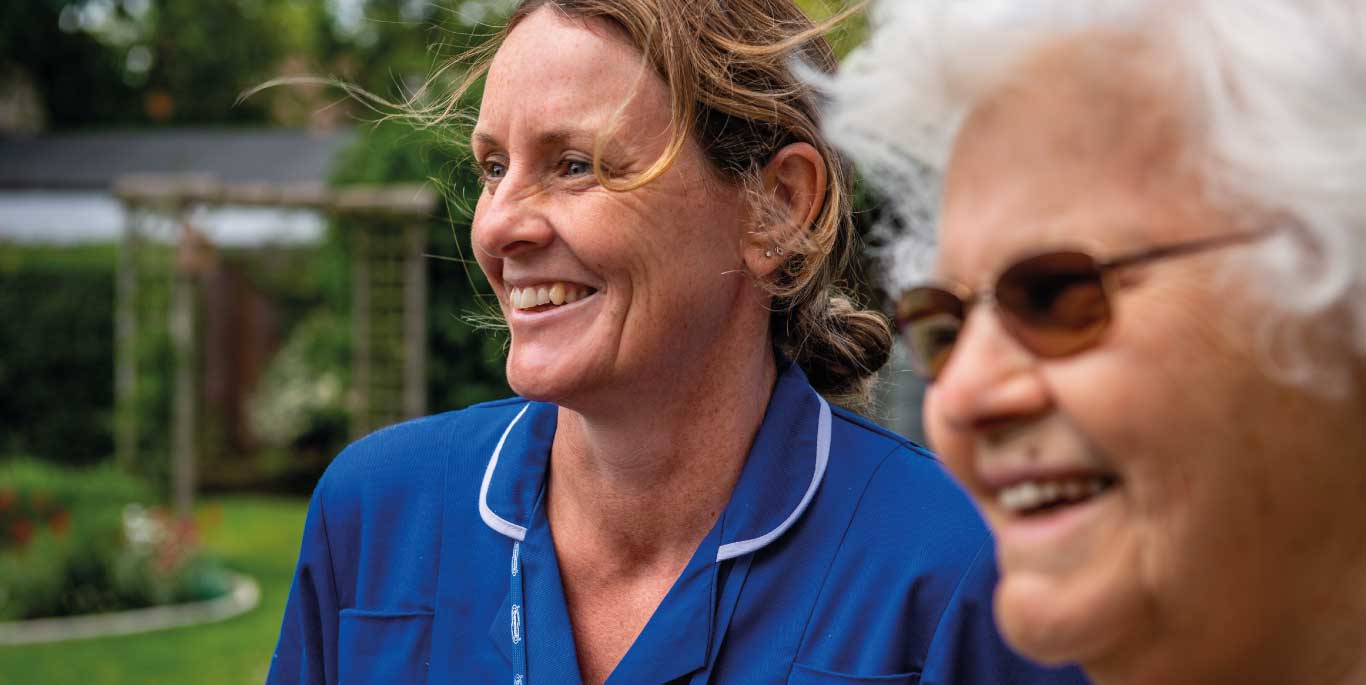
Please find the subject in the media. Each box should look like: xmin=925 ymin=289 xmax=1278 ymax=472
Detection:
xmin=504 ymin=349 xmax=603 ymax=406
xmin=505 ymin=362 xmax=568 ymax=404
xmin=994 ymin=566 xmax=1152 ymax=675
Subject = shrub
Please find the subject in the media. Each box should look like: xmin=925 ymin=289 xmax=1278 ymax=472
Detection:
xmin=0 ymin=459 xmax=230 ymax=620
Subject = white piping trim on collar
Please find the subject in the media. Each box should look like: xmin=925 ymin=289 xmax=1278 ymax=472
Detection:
xmin=478 ymin=395 xmax=833 ymax=557
xmin=479 ymin=403 xmax=531 ymax=542
xmin=715 ymin=395 xmax=831 ymax=562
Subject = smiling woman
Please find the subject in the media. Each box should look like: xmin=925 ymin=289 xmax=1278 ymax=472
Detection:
xmin=266 ymin=3 xmax=1089 ymax=685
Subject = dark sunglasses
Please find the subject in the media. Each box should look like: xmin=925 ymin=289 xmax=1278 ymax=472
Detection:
xmin=894 ymin=229 xmax=1271 ymax=381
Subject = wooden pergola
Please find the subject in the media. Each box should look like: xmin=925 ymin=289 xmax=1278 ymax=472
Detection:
xmin=112 ymin=174 xmax=439 ymax=516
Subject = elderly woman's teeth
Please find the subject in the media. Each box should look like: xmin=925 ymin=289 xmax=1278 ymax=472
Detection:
xmin=510 ymin=283 xmax=592 ymax=310
xmin=998 ymin=477 xmax=1113 ymax=514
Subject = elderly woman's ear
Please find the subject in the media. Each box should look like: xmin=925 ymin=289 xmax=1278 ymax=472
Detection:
xmin=743 ymin=142 xmax=828 ymax=279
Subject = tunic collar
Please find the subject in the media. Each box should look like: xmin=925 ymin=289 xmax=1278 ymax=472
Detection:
xmin=477 ymin=362 xmax=832 ymax=560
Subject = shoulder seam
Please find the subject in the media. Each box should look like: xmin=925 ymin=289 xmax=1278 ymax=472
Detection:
xmin=922 ymin=535 xmax=994 ymax=667
xmin=315 ymin=477 xmax=342 ymax=622
xmin=830 ymin=408 xmax=936 ymax=461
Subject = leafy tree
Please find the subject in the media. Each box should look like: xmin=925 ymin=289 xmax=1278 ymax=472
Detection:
xmin=0 ymin=0 xmax=142 ymax=128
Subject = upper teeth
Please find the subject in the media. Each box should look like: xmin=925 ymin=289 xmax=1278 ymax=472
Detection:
xmin=997 ymin=477 xmax=1110 ymax=513
xmin=509 ymin=282 xmax=592 ymax=310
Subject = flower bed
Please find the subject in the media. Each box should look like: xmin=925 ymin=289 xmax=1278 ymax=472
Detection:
xmin=0 ymin=459 xmax=233 ymax=621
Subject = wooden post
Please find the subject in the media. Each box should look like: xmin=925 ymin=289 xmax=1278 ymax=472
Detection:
xmin=403 ymin=223 xmax=428 ymax=419
xmin=115 ymin=206 xmax=141 ymax=471
xmin=170 ymin=221 xmax=205 ymax=519
xmin=351 ymin=226 xmax=372 ymax=439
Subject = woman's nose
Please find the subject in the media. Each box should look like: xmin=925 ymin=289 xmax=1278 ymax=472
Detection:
xmin=472 ymin=179 xmax=556 ymax=259
xmin=926 ymin=307 xmax=1052 ymax=435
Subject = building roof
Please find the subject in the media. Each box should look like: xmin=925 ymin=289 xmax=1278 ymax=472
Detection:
xmin=0 ymin=128 xmax=357 ymax=190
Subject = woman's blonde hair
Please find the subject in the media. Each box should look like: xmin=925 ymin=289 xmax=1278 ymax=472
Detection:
xmin=422 ymin=0 xmax=890 ymax=411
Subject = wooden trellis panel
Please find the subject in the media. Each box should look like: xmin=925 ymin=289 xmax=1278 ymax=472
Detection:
xmin=113 ymin=176 xmax=437 ymax=516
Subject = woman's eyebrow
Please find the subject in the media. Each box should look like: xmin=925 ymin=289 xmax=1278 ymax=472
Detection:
xmin=471 ymin=128 xmax=594 ymax=152
xmin=472 ymin=131 xmax=500 ymax=151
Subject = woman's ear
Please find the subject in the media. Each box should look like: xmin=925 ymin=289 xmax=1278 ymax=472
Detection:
xmin=743 ymin=142 xmax=828 ymax=279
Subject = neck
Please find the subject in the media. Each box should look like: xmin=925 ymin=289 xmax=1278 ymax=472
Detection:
xmin=546 ymin=339 xmax=778 ymax=574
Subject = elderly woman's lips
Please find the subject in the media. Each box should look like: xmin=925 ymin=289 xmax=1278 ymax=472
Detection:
xmin=508 ymin=282 xmax=597 ymax=310
xmin=996 ymin=475 xmax=1119 ymax=515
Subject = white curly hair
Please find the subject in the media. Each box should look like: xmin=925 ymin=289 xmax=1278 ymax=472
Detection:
xmin=821 ymin=0 xmax=1366 ymax=392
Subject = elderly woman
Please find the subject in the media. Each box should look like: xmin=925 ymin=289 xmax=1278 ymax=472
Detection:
xmin=825 ymin=2 xmax=1366 ymax=684
xmin=268 ymin=1 xmax=1087 ymax=684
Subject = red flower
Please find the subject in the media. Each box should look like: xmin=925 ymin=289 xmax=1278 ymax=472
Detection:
xmin=8 ymin=520 xmax=33 ymax=545
xmin=49 ymin=510 xmax=71 ymax=535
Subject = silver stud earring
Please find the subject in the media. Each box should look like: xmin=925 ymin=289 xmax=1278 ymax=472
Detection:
xmin=764 ymin=249 xmax=773 ymax=258
xmin=775 ymin=246 xmax=786 ymax=256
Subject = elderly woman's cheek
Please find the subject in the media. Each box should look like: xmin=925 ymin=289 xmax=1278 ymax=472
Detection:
xmin=921 ymin=388 xmax=976 ymax=488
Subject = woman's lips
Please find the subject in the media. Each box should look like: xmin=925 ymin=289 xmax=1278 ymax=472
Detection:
xmin=995 ymin=474 xmax=1120 ymax=515
xmin=981 ymin=470 xmax=1124 ymax=561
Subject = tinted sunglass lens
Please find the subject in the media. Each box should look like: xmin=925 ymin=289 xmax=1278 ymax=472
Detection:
xmin=996 ymin=252 xmax=1111 ymax=356
xmin=898 ymin=286 xmax=966 ymax=379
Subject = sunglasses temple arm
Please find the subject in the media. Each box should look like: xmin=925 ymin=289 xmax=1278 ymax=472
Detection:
xmin=1101 ymin=228 xmax=1273 ymax=271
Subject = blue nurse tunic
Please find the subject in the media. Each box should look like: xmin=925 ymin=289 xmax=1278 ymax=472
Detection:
xmin=268 ymin=363 xmax=1088 ymax=685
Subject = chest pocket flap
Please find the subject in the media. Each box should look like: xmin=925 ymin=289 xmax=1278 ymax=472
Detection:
xmin=338 ymin=609 xmax=434 ymax=683
xmin=789 ymin=662 xmax=921 ymax=685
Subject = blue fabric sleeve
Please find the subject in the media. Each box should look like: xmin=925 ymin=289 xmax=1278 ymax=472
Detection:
xmin=921 ymin=540 xmax=1091 ymax=685
xmin=267 ymin=483 xmax=341 ymax=685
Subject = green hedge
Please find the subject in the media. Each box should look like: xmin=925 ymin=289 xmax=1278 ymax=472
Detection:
xmin=0 ymin=245 xmax=118 ymax=465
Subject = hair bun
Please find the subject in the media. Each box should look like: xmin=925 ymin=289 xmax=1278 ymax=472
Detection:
xmin=782 ymin=294 xmax=893 ymax=412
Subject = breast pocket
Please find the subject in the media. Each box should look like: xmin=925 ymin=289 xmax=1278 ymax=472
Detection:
xmin=338 ymin=609 xmax=434 ymax=684
xmin=788 ymin=662 xmax=921 ymax=685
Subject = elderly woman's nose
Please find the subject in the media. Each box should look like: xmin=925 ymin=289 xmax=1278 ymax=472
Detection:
xmin=930 ymin=310 xmax=1052 ymax=433
xmin=473 ymin=185 xmax=556 ymax=259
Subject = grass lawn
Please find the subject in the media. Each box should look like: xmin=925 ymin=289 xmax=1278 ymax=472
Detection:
xmin=0 ymin=495 xmax=309 ymax=685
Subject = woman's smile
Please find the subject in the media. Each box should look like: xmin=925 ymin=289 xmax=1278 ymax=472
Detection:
xmin=505 ymin=282 xmax=603 ymax=323
xmin=506 ymin=282 xmax=599 ymax=311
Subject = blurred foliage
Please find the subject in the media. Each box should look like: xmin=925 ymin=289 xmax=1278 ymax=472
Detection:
xmin=0 ymin=0 xmax=504 ymax=129
xmin=0 ymin=244 xmax=118 ymax=464
xmin=0 ymin=459 xmax=231 ymax=621
xmin=0 ymin=0 xmax=142 ymax=128
xmin=247 ymin=311 xmax=349 ymax=449
xmin=0 ymin=242 xmax=178 ymax=474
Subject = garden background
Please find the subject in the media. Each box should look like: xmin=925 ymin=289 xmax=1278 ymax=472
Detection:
xmin=0 ymin=1 xmax=920 ymax=682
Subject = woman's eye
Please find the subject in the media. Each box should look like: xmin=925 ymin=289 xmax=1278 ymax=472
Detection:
xmin=562 ymin=159 xmax=592 ymax=177
xmin=482 ymin=161 xmax=507 ymax=181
